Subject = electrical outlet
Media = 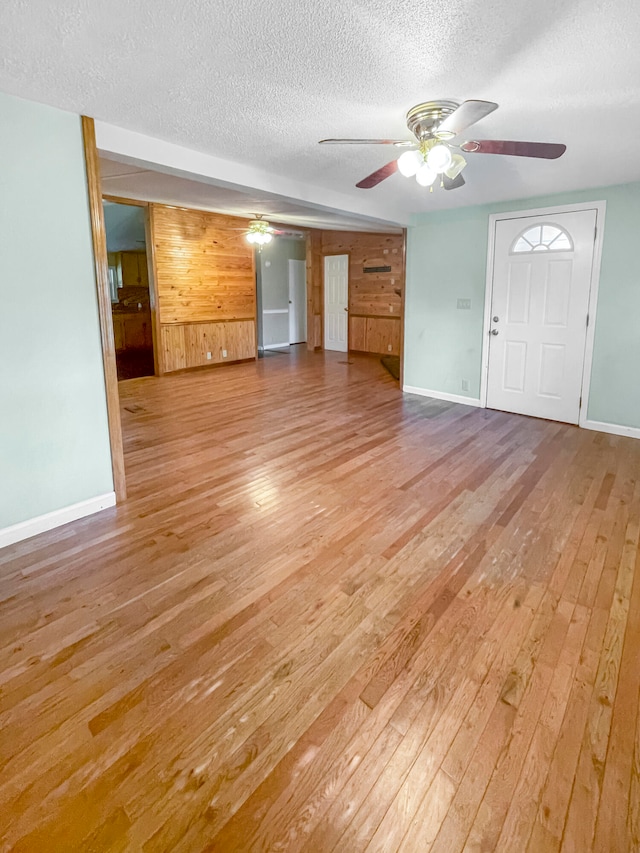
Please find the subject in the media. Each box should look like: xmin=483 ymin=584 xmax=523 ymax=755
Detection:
xmin=222 ymin=349 xmax=228 ymax=358
xmin=387 ymin=344 xmax=393 ymax=352
xmin=461 ymin=378 xmax=470 ymax=392
xmin=389 ymin=304 xmax=394 ymax=313
xmin=457 ymin=298 xmax=471 ymax=310
xmin=206 ymin=351 xmax=212 ymax=360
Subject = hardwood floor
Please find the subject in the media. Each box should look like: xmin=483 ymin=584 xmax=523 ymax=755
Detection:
xmin=1 ymin=348 xmax=639 ymax=852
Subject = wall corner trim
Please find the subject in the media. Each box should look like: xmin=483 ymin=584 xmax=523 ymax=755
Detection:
xmin=0 ymin=493 xmax=117 ymax=550
xmin=81 ymin=115 xmax=127 ymax=502
xmin=581 ymin=419 xmax=640 ymax=441
xmin=402 ymin=385 xmax=483 ymax=408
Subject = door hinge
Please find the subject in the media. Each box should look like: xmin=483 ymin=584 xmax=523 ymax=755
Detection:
xmin=594 ymin=225 xmax=597 ymax=240
xmin=586 ymin=313 xmax=589 ymax=327
xmin=579 ymin=395 xmax=583 ymax=409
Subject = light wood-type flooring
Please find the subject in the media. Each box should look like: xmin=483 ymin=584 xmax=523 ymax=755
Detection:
xmin=1 ymin=348 xmax=640 ymax=852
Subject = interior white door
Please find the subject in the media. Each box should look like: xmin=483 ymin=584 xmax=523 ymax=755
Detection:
xmin=486 ymin=209 xmax=597 ymax=424
xmin=324 ymin=254 xmax=348 ymax=352
xmin=288 ymin=259 xmax=307 ymax=344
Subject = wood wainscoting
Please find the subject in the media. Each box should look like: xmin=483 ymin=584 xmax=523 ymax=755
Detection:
xmin=150 ymin=204 xmax=257 ymax=373
xmin=160 ymin=319 xmax=256 ymax=372
xmin=349 ymin=314 xmax=402 ymax=355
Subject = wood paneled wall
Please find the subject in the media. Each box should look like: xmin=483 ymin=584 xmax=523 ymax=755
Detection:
xmin=306 ymin=230 xmax=323 ymax=350
xmin=150 ymin=205 xmax=257 ymax=372
xmin=306 ymin=230 xmax=404 ymax=356
xmin=160 ymin=321 xmax=256 ymax=373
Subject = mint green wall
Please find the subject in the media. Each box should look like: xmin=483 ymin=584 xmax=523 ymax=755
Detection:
xmin=260 ymin=237 xmax=306 ymax=310
xmin=0 ymin=92 xmax=114 ymax=529
xmin=404 ymin=182 xmax=640 ymax=429
xmin=259 ymin=237 xmax=306 ymax=347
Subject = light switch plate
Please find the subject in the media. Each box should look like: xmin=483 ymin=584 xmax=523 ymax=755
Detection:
xmin=457 ymin=298 xmax=471 ymax=310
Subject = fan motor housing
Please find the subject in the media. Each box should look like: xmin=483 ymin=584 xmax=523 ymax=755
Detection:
xmin=406 ymin=100 xmax=460 ymax=140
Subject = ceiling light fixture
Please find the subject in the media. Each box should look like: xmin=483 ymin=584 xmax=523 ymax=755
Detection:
xmin=415 ymin=162 xmax=437 ymax=187
xmin=397 ymin=149 xmax=422 ymax=177
xmin=396 ymin=140 xmax=465 ymax=189
xmin=245 ymin=218 xmax=274 ymax=246
xmin=445 ymin=153 xmax=467 ymax=180
xmin=426 ymin=143 xmax=453 ymax=174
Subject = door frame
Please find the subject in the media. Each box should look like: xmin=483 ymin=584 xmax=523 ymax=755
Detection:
xmin=288 ymin=258 xmax=307 ymax=345
xmin=103 ymin=195 xmax=162 ymax=376
xmin=480 ymin=200 xmax=607 ymax=428
xmin=323 ymin=252 xmax=350 ymax=352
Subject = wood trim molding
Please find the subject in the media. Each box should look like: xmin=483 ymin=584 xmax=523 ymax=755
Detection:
xmin=250 ymin=245 xmax=258 ymax=360
xmin=349 ymin=313 xmax=402 ymax=320
xmin=399 ymin=227 xmax=407 ymax=387
xmin=82 ymin=116 xmax=127 ymax=502
xmin=145 ymin=204 xmax=164 ymax=375
xmin=102 ymin=194 xmax=148 ymax=207
xmin=160 ymin=316 xmax=256 ymax=326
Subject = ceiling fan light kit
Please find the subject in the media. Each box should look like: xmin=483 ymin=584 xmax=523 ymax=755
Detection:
xmin=415 ymin=162 xmax=437 ymax=187
xmin=319 ymin=98 xmax=566 ymax=193
xmin=245 ymin=217 xmax=274 ymax=246
xmin=397 ymin=149 xmax=422 ymax=177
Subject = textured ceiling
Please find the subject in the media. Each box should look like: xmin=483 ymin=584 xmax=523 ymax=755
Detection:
xmin=2 ymin=0 xmax=640 ymax=218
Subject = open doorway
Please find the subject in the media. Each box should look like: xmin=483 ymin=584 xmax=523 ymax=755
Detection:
xmin=103 ymin=200 xmax=154 ymax=380
xmin=256 ymin=235 xmax=307 ymax=355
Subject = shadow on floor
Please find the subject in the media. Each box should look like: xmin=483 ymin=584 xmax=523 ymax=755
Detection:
xmin=380 ymin=355 xmax=400 ymax=381
xmin=117 ymin=348 xmax=155 ymax=381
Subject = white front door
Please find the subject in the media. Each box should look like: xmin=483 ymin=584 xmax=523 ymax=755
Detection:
xmin=486 ymin=209 xmax=597 ymax=424
xmin=288 ymin=259 xmax=307 ymax=344
xmin=324 ymin=254 xmax=348 ymax=352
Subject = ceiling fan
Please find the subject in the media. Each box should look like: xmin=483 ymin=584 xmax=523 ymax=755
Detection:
xmin=319 ymin=100 xmax=566 ymax=191
xmin=237 ymin=215 xmax=295 ymax=244
xmin=236 ymin=215 xmax=303 ymax=248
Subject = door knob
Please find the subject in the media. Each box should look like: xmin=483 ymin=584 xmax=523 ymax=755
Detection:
xmin=491 ymin=329 xmax=499 ymax=336
xmin=493 ymin=316 xmax=499 ymax=322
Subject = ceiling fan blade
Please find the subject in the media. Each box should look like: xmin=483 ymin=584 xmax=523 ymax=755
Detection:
xmin=443 ymin=173 xmax=465 ymax=190
xmin=319 ymin=138 xmax=412 ymax=146
xmin=356 ymin=160 xmax=398 ymax=189
xmin=436 ymin=100 xmax=498 ymax=137
xmin=461 ymin=140 xmax=566 ymax=159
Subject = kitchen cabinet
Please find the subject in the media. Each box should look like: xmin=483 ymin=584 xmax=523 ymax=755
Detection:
xmin=108 ymin=251 xmax=149 ymax=291
xmin=112 ymin=311 xmax=152 ymax=351
xmin=120 ymin=251 xmax=149 ymax=288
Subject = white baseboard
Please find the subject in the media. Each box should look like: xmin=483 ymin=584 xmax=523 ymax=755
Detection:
xmin=263 ymin=343 xmax=290 ymax=350
xmin=582 ymin=419 xmax=640 ymax=440
xmin=402 ymin=385 xmax=483 ymax=408
xmin=0 ymin=492 xmax=116 ymax=550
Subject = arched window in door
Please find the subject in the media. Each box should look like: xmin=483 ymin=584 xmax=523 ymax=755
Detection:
xmin=510 ymin=223 xmax=573 ymax=254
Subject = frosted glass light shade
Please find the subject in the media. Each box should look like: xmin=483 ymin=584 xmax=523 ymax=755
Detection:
xmin=246 ymin=231 xmax=272 ymax=245
xmin=415 ymin=163 xmax=437 ymax=187
xmin=426 ymin=144 xmax=453 ymax=174
xmin=445 ymin=154 xmax=467 ymax=180
xmin=397 ymin=149 xmax=422 ymax=177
